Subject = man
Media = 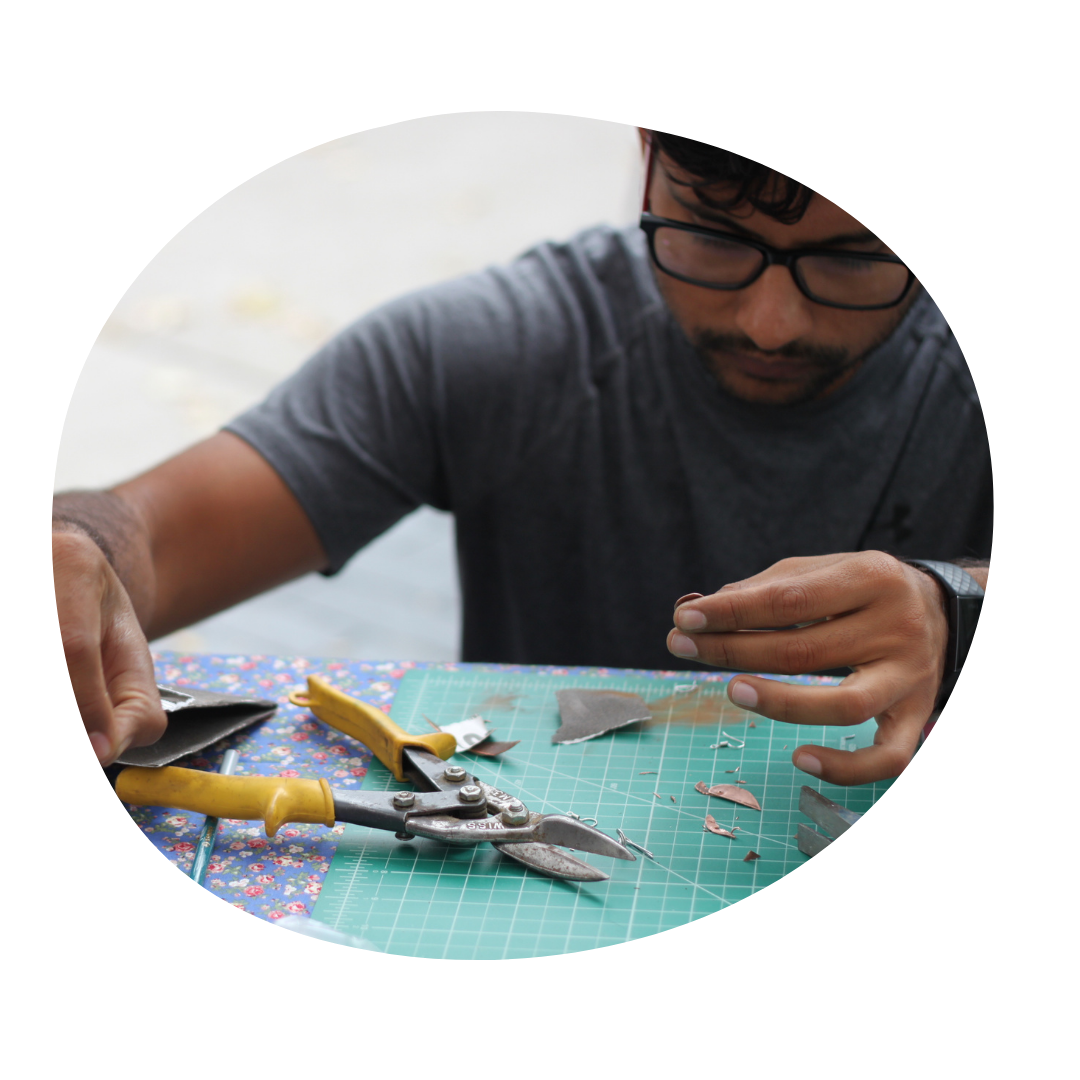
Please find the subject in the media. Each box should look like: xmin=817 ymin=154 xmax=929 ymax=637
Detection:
xmin=53 ymin=129 xmax=991 ymax=787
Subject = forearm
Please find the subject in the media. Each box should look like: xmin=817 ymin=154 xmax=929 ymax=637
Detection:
xmin=52 ymin=489 xmax=157 ymax=628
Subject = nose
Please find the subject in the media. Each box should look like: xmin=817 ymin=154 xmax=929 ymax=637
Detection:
xmin=733 ymin=265 xmax=815 ymax=352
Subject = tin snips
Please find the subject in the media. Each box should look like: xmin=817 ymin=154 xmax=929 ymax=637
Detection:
xmin=796 ymin=785 xmax=864 ymax=856
xmin=116 ymin=675 xmax=634 ymax=882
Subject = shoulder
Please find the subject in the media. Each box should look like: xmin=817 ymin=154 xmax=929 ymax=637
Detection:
xmin=903 ymin=290 xmax=982 ymax=407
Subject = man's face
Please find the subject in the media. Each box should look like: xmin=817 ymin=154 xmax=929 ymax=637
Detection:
xmin=648 ymin=153 xmax=920 ymax=406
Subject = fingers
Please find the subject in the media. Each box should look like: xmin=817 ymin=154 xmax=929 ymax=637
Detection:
xmin=722 ymin=671 xmax=928 ymax=785
xmin=725 ymin=672 xmax=894 ymax=727
xmin=54 ymin=530 xmax=166 ymax=765
xmin=669 ymin=614 xmax=880 ymax=674
xmin=794 ymin=730 xmax=920 ymax=790
xmin=674 ymin=551 xmax=909 ymax=632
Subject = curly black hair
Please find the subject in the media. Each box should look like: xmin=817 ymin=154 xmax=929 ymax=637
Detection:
xmin=647 ymin=130 xmax=814 ymax=225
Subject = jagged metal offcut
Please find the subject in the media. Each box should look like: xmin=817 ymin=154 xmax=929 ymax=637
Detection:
xmin=552 ymin=689 xmax=653 ymax=745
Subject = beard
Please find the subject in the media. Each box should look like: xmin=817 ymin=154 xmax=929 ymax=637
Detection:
xmin=690 ymin=328 xmax=863 ymax=406
xmin=689 ymin=278 xmax=922 ymax=405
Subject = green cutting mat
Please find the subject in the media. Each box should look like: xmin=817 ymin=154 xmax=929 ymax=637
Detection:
xmin=313 ymin=669 xmax=891 ymax=959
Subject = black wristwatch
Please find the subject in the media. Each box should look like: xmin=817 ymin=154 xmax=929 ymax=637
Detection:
xmin=903 ymin=559 xmax=985 ymax=711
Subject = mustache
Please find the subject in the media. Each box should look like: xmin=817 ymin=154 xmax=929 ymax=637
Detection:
xmin=691 ymin=330 xmax=850 ymax=369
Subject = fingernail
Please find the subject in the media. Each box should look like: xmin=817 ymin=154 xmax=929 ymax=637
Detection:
xmin=795 ymin=753 xmax=822 ymax=776
xmin=729 ymin=681 xmax=758 ymax=708
xmin=674 ymin=593 xmax=704 ymax=609
xmin=669 ymin=632 xmax=698 ymax=659
xmin=88 ymin=731 xmax=111 ymax=764
xmin=675 ymin=608 xmax=706 ymax=631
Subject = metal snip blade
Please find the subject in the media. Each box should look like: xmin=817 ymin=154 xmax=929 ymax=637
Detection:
xmin=797 ymin=823 xmax=832 ymax=857
xmin=531 ymin=815 xmax=636 ymax=861
xmin=494 ymin=842 xmax=610 ymax=881
xmin=799 ymin=786 xmax=862 ymax=838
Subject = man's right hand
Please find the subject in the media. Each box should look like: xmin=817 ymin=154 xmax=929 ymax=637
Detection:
xmin=53 ymin=432 xmax=331 ymax=765
xmin=53 ymin=528 xmax=167 ymax=765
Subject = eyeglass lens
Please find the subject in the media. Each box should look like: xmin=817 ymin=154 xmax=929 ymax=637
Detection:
xmin=651 ymin=226 xmax=908 ymax=307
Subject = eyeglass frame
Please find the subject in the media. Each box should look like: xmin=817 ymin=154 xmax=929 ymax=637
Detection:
xmin=638 ymin=139 xmax=916 ymax=312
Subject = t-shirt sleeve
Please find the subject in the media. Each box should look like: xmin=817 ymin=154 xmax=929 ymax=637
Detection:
xmin=224 ymin=231 xmax=631 ymax=572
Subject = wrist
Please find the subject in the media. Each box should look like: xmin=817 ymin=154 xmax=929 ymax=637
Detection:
xmin=898 ymin=561 xmax=984 ymax=678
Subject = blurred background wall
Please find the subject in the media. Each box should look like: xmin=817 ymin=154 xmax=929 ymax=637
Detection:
xmin=55 ymin=113 xmax=642 ymax=661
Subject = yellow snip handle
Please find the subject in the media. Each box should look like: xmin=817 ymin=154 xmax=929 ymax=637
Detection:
xmin=116 ymin=766 xmax=336 ymax=837
xmin=289 ymin=674 xmax=456 ymax=781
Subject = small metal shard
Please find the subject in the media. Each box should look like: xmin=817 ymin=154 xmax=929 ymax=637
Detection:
xmin=695 ymin=781 xmax=709 ymax=796
xmin=783 ymin=744 xmax=788 ymax=750
xmin=553 ymin=689 xmax=652 ymax=744
xmin=743 ymin=851 xmax=760 ymax=862
xmin=737 ymin=779 xmax=747 ymax=784
xmin=617 ymin=828 xmax=655 ymax=859
xmin=749 ymin=721 xmax=757 ymax=728
xmin=653 ymin=792 xmax=663 ymax=800
xmin=704 ymin=814 xmax=738 ymax=839
xmin=724 ymin=768 xmax=739 ymax=773
xmin=710 ymin=730 xmax=746 ymax=750
xmin=437 ymin=714 xmax=493 ymax=752
xmin=670 ymin=795 xmax=676 ymax=803
xmin=704 ymin=784 xmax=762 ymax=811
xmin=639 ymin=771 xmax=657 ymax=775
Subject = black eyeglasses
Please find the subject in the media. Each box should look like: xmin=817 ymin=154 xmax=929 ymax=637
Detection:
xmin=639 ymin=143 xmax=915 ymax=312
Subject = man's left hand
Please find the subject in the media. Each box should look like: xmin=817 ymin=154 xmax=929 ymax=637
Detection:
xmin=667 ymin=551 xmax=956 ymax=785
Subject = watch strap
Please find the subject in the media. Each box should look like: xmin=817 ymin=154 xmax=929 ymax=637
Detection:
xmin=903 ymin=558 xmax=985 ymax=710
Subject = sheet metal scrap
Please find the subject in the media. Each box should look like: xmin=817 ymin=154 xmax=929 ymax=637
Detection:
xmin=743 ymin=851 xmax=760 ymax=862
xmin=704 ymin=814 xmax=739 ymax=839
xmin=695 ymin=781 xmax=762 ymax=811
xmin=552 ymin=689 xmax=652 ymax=744
xmin=428 ymin=715 xmax=519 ymax=758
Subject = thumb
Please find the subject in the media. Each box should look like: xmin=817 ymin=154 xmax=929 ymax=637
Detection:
xmin=790 ymin=734 xmax=915 ymax=786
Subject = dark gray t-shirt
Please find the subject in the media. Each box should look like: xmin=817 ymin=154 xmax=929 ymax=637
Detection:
xmin=227 ymin=225 xmax=992 ymax=669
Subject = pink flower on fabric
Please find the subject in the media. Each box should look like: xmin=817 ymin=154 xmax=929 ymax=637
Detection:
xmin=329 ymin=746 xmax=348 ymax=756
xmin=300 ymin=722 xmax=318 ymax=732
xmin=279 ymin=770 xmax=300 ymax=779
xmin=249 ymin=863 xmax=265 ymax=872
xmin=290 ymin=732 xmax=309 ymax=742
xmin=285 ymin=902 xmax=307 ymax=913
xmin=284 ymin=829 xmax=300 ymax=838
xmin=334 ymin=770 xmax=348 ymax=778
xmin=248 ymin=839 xmax=267 ymax=849
xmin=267 ymin=911 xmax=285 ymax=920
xmin=172 ymin=842 xmax=195 ymax=853
xmin=304 ymin=882 xmax=322 ymax=895
xmin=256 ymin=875 xmax=274 ymax=884
xmin=350 ymin=768 xmax=365 ymax=777
xmin=312 ymin=752 xmax=328 ymax=762
xmin=244 ymin=885 xmax=264 ymax=897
